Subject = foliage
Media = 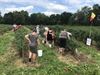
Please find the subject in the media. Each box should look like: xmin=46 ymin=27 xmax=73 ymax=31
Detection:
xmin=1 ymin=4 xmax=100 ymax=25
xmin=0 ymin=37 xmax=100 ymax=75
xmin=68 ymin=29 xmax=89 ymax=42
xmin=0 ymin=12 xmax=3 ymax=23
xmin=14 ymin=26 xmax=31 ymax=57
xmin=3 ymin=11 xmax=29 ymax=25
xmin=0 ymin=31 xmax=14 ymax=54
xmin=94 ymin=32 xmax=100 ymax=49
xmin=66 ymin=38 xmax=80 ymax=53
xmin=0 ymin=24 xmax=12 ymax=35
xmin=0 ymin=26 xmax=100 ymax=75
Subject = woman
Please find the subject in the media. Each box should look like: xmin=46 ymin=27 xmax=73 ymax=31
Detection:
xmin=43 ymin=27 xmax=55 ymax=48
xmin=25 ymin=29 xmax=39 ymax=64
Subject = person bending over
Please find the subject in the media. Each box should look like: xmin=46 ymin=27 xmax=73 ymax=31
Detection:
xmin=59 ymin=29 xmax=72 ymax=54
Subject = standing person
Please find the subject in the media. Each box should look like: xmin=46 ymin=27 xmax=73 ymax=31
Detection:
xmin=36 ymin=25 xmax=40 ymax=35
xmin=25 ymin=29 xmax=39 ymax=64
xmin=58 ymin=29 xmax=72 ymax=54
xmin=46 ymin=27 xmax=54 ymax=48
xmin=43 ymin=27 xmax=49 ymax=44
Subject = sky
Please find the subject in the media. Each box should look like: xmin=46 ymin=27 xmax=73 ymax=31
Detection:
xmin=0 ymin=0 xmax=99 ymax=16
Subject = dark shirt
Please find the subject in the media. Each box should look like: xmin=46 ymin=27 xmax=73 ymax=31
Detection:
xmin=28 ymin=33 xmax=38 ymax=47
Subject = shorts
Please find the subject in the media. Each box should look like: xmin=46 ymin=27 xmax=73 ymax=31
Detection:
xmin=47 ymin=38 xmax=53 ymax=44
xmin=47 ymin=35 xmax=53 ymax=43
xmin=59 ymin=38 xmax=66 ymax=48
xmin=48 ymin=40 xmax=53 ymax=44
xmin=29 ymin=46 xmax=37 ymax=54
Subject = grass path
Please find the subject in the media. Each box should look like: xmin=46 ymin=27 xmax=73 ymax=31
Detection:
xmin=0 ymin=31 xmax=28 ymax=74
xmin=0 ymin=31 xmax=16 ymax=74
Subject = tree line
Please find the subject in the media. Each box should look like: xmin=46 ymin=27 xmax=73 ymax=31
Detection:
xmin=0 ymin=4 xmax=100 ymax=26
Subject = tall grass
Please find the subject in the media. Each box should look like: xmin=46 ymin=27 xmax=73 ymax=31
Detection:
xmin=0 ymin=31 xmax=14 ymax=54
xmin=0 ymin=24 xmax=12 ymax=35
xmin=14 ymin=26 xmax=31 ymax=57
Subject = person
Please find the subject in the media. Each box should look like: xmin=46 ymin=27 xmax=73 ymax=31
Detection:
xmin=43 ymin=27 xmax=49 ymax=44
xmin=12 ymin=24 xmax=22 ymax=31
xmin=36 ymin=25 xmax=40 ymax=35
xmin=25 ymin=29 xmax=39 ymax=64
xmin=46 ymin=27 xmax=55 ymax=48
xmin=47 ymin=28 xmax=55 ymax=47
xmin=12 ymin=24 xmax=17 ymax=31
xmin=58 ymin=29 xmax=72 ymax=54
xmin=16 ymin=24 xmax=22 ymax=29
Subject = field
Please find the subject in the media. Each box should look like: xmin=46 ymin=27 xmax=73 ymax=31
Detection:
xmin=0 ymin=24 xmax=100 ymax=75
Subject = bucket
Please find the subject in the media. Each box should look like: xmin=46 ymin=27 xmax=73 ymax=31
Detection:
xmin=38 ymin=50 xmax=43 ymax=57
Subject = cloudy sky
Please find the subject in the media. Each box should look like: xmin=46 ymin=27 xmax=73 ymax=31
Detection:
xmin=0 ymin=0 xmax=99 ymax=16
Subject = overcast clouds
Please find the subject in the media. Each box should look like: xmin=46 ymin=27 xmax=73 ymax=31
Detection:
xmin=0 ymin=0 xmax=99 ymax=16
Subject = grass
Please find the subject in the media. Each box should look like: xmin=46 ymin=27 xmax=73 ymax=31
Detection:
xmin=77 ymin=41 xmax=100 ymax=66
xmin=0 ymin=31 xmax=14 ymax=54
xmin=0 ymin=24 xmax=12 ymax=35
xmin=0 ymin=25 xmax=100 ymax=75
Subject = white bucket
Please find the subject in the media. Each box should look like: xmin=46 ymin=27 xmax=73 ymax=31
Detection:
xmin=38 ymin=50 xmax=43 ymax=57
xmin=49 ymin=44 xmax=52 ymax=48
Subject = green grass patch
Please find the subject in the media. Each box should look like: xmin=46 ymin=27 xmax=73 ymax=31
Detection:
xmin=0 ymin=24 xmax=12 ymax=35
xmin=0 ymin=31 xmax=14 ymax=54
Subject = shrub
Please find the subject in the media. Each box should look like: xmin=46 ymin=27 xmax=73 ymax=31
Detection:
xmin=66 ymin=38 xmax=80 ymax=54
xmin=51 ymin=25 xmax=64 ymax=37
xmin=94 ymin=32 xmax=100 ymax=49
xmin=0 ymin=25 xmax=12 ymax=35
xmin=14 ymin=26 xmax=31 ymax=57
xmin=68 ymin=29 xmax=90 ymax=41
xmin=68 ymin=28 xmax=100 ymax=50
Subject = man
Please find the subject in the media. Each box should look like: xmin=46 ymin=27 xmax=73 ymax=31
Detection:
xmin=43 ymin=27 xmax=49 ymax=44
xmin=59 ymin=29 xmax=72 ymax=54
xmin=25 ymin=29 xmax=39 ymax=64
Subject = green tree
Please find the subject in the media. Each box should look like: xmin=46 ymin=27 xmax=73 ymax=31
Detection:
xmin=13 ymin=11 xmax=25 ymax=24
xmin=20 ymin=11 xmax=29 ymax=25
xmin=93 ymin=4 xmax=100 ymax=26
xmin=30 ymin=13 xmax=49 ymax=25
xmin=30 ymin=13 xmax=38 ymax=25
xmin=61 ymin=12 xmax=72 ymax=25
xmin=70 ymin=6 xmax=91 ymax=25
xmin=49 ymin=14 xmax=57 ymax=25
xmin=0 ymin=12 xmax=3 ymax=24
xmin=3 ymin=12 xmax=14 ymax=24
xmin=55 ymin=14 xmax=61 ymax=25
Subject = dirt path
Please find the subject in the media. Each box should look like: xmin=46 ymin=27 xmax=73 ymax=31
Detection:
xmin=56 ymin=48 xmax=95 ymax=66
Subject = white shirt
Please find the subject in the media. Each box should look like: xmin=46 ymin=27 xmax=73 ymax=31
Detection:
xmin=13 ymin=24 xmax=17 ymax=28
